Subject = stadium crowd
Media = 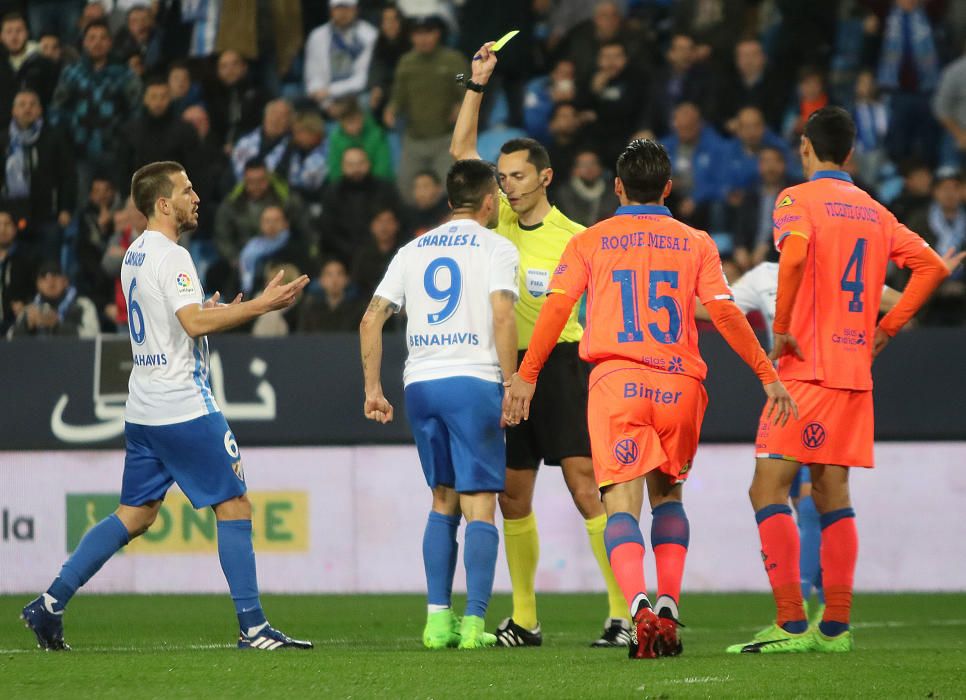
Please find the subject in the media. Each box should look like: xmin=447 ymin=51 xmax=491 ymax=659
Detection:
xmin=0 ymin=0 xmax=963 ymax=339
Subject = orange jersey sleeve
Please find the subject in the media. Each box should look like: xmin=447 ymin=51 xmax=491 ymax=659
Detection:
xmin=549 ymin=205 xmax=730 ymax=382
xmin=771 ymin=171 xmax=919 ymax=391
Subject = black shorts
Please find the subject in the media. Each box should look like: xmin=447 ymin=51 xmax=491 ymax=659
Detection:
xmin=506 ymin=342 xmax=592 ymax=469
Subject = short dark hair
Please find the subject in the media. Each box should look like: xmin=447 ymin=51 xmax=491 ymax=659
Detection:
xmin=1 ymin=11 xmax=26 ymax=28
xmin=803 ymin=106 xmax=855 ymax=165
xmin=446 ymin=159 xmax=498 ymax=210
xmin=413 ymin=169 xmax=441 ymax=185
xmin=131 ymin=161 xmax=184 ymax=218
xmin=759 ymin=145 xmax=786 ymax=162
xmin=499 ymin=137 xmax=551 ymax=174
xmin=82 ymin=19 xmax=111 ymax=40
xmin=243 ymin=157 xmax=268 ymax=173
xmin=616 ymin=139 xmax=671 ymax=204
xmin=143 ymin=73 xmax=168 ymax=90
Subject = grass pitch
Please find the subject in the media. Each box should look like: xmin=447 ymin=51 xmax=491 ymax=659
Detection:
xmin=1 ymin=592 xmax=963 ymax=698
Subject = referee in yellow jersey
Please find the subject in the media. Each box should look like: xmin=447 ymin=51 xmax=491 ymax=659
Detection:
xmin=450 ymin=41 xmax=629 ymax=647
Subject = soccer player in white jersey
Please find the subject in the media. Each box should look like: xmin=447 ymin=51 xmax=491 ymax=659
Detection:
xmin=21 ymin=161 xmax=312 ymax=652
xmin=359 ymin=159 xmax=520 ymax=650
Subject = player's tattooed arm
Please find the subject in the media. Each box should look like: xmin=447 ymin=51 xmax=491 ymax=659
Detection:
xmin=359 ymin=296 xmax=397 ymax=424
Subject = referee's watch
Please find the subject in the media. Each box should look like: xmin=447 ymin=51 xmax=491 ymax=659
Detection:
xmin=457 ymin=73 xmax=486 ymax=93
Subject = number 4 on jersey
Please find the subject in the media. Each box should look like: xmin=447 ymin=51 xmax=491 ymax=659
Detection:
xmin=840 ymin=238 xmax=867 ymax=313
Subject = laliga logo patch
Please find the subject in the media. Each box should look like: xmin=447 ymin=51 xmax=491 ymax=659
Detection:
xmin=802 ymin=422 xmax=827 ymax=450
xmin=176 ymin=272 xmax=194 ymax=296
xmin=232 ymin=460 xmax=245 ymax=482
xmin=614 ymin=438 xmax=639 ymax=466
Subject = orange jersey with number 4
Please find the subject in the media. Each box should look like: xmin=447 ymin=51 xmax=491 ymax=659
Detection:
xmin=772 ymin=171 xmax=929 ymax=390
xmin=549 ymin=205 xmax=734 ymax=382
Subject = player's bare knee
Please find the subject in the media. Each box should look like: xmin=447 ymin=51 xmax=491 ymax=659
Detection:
xmin=498 ymin=490 xmax=531 ymax=519
xmin=213 ymin=494 xmax=252 ymax=521
xmin=116 ymin=502 xmax=161 ymax=539
xmin=461 ymin=492 xmax=496 ymax=523
xmin=431 ymin=485 xmax=459 ymax=516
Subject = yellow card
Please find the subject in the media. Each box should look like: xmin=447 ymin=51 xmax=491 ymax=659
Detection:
xmin=491 ymin=30 xmax=519 ymax=52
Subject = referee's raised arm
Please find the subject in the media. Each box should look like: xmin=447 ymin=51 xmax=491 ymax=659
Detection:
xmin=450 ymin=42 xmax=496 ymax=162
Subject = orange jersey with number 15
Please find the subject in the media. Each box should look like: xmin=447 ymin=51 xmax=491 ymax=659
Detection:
xmin=548 ymin=204 xmax=734 ymax=383
xmin=772 ymin=171 xmax=930 ymax=390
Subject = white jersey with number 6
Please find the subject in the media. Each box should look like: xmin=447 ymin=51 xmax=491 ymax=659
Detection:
xmin=374 ymin=218 xmax=520 ymax=386
xmin=120 ymin=230 xmax=219 ymax=425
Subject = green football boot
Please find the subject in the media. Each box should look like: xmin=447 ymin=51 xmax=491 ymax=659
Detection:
xmin=810 ymin=626 xmax=853 ymax=653
xmin=458 ymin=615 xmax=497 ymax=650
xmin=726 ymin=623 xmax=813 ymax=654
xmin=422 ymin=609 xmax=460 ymax=649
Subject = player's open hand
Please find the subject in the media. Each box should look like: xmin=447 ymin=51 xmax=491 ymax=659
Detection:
xmin=942 ymin=247 xmax=966 ymax=274
xmin=203 ymin=291 xmax=243 ymax=309
xmin=259 ymin=270 xmax=310 ymax=312
xmin=769 ymin=332 xmax=804 ymax=362
xmin=364 ymin=393 xmax=394 ymax=423
xmin=763 ymin=380 xmax=798 ymax=427
xmin=872 ymin=327 xmax=890 ymax=359
xmin=471 ymin=42 xmax=497 ymax=84
xmin=504 ymin=373 xmax=536 ymax=425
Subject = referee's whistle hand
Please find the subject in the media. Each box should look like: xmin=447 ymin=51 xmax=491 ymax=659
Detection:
xmin=505 ymin=373 xmax=535 ymax=425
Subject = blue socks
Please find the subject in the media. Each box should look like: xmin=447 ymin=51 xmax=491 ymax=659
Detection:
xmin=603 ymin=511 xmax=644 ymax=558
xmin=463 ymin=520 xmax=499 ymax=618
xmin=797 ymin=495 xmax=824 ymax=603
xmin=422 ymin=511 xmax=460 ymax=607
xmin=216 ymin=519 xmax=265 ymax=632
xmin=47 ymin=513 xmax=130 ymax=612
xmin=650 ymin=501 xmax=690 ymax=549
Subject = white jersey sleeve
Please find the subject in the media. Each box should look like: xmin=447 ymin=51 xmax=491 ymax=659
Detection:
xmin=156 ymin=244 xmax=205 ymax=314
xmin=488 ymin=239 xmax=519 ymax=298
xmin=373 ymin=250 xmax=406 ymax=309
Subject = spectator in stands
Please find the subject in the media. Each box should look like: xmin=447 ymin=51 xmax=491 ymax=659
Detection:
xmin=933 ymin=43 xmax=966 ymax=169
xmin=8 ymin=259 xmax=98 ymax=338
xmin=167 ymin=60 xmax=202 ymax=115
xmin=352 ymin=207 xmax=401 ymax=296
xmin=408 ymin=170 xmax=449 ymax=237
xmin=645 ymin=34 xmax=709 ymax=138
xmin=0 ymin=11 xmax=59 ymax=129
xmin=730 ymin=146 xmax=791 ymax=272
xmin=214 ymin=158 xmax=308 ymax=268
xmin=112 ymin=4 xmax=161 ymax=75
xmin=523 ymin=59 xmax=577 ymax=145
xmin=890 ymin=158 xmax=933 ymax=223
xmin=722 ymin=106 xmax=790 ymax=196
xmin=563 ymin=1 xmax=647 ymax=87
xmin=182 ymin=104 xmax=230 ymax=236
xmin=919 ymin=169 xmax=965 ymax=324
xmin=27 ymin=1 xmax=84 ymax=48
xmin=238 ymin=205 xmax=310 ymax=297
xmin=305 ymin=0 xmax=378 ymax=116
xmin=367 ymin=4 xmax=409 ymax=123
xmin=384 ymin=14 xmax=466 ymax=199
xmin=785 ymin=67 xmax=829 ymax=141
xmin=327 ymin=98 xmax=392 ymax=182
xmin=578 ymin=40 xmax=646 ymax=166
xmin=712 ymin=38 xmax=787 ymax=133
xmin=37 ymin=31 xmax=65 ymax=68
xmin=0 ymin=208 xmax=36 ymax=335
xmin=319 ymin=146 xmax=403 ymax=261
xmin=297 ymin=256 xmax=365 ymax=333
xmin=852 ymin=69 xmax=890 ymax=185
xmin=545 ymin=102 xmax=587 ymax=194
xmin=878 ymin=0 xmax=941 ymax=166
xmin=49 ymin=19 xmax=140 ymax=191
xmin=661 ymin=101 xmax=726 ymax=226
xmin=117 ymin=74 xmax=201 ymax=197
xmin=207 ymin=49 xmax=266 ymax=154
xmin=281 ymin=111 xmax=328 ymax=203
xmin=555 ymin=148 xmax=619 ymax=226
xmin=671 ymin=0 xmax=746 ymax=63
xmin=75 ymin=175 xmax=120 ymax=312
xmin=0 ymin=90 xmax=76 ymax=254
xmin=231 ymin=98 xmax=293 ymax=181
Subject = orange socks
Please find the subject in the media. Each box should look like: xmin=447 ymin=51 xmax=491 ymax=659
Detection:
xmin=756 ymin=504 xmax=806 ymax=629
xmin=820 ymin=508 xmax=858 ymax=626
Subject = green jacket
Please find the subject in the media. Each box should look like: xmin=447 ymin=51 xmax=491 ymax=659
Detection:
xmin=328 ymin=114 xmax=393 ymax=182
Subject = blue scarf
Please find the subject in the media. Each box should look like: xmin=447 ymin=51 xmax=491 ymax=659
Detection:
xmin=239 ymin=229 xmax=290 ymax=295
xmin=6 ymin=118 xmax=42 ymax=199
xmin=34 ymin=285 xmax=77 ymax=323
xmin=877 ymin=7 xmax=938 ymax=92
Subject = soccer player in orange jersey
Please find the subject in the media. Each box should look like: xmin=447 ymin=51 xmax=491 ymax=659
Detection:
xmin=504 ymin=139 xmax=798 ymax=659
xmin=727 ymin=107 xmax=949 ymax=654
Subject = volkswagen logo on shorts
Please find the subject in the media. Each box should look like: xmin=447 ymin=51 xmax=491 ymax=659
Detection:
xmin=802 ymin=422 xmax=827 ymax=449
xmin=614 ymin=438 xmax=639 ymax=466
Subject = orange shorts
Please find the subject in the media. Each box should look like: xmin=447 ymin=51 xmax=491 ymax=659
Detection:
xmin=756 ymin=379 xmax=874 ymax=468
xmin=587 ymin=361 xmax=708 ymax=488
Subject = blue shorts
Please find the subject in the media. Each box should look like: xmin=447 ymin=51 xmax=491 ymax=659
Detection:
xmin=405 ymin=376 xmax=505 ymax=493
xmin=790 ymin=465 xmax=811 ymax=500
xmin=121 ymin=412 xmax=247 ymax=508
